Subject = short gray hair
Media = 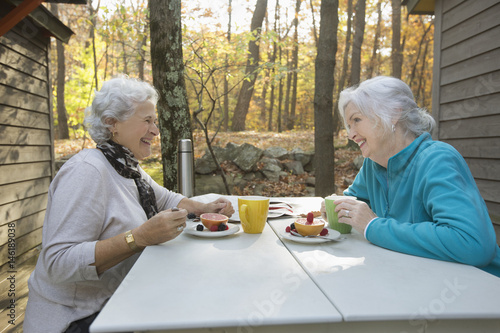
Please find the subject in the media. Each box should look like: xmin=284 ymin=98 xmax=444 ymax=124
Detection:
xmin=84 ymin=75 xmax=159 ymax=144
xmin=338 ymin=76 xmax=435 ymax=137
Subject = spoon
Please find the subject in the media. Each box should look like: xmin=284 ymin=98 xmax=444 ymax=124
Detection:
xmin=290 ymin=230 xmax=345 ymax=241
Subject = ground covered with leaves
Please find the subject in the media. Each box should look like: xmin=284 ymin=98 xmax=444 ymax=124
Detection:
xmin=55 ymin=130 xmax=361 ymax=196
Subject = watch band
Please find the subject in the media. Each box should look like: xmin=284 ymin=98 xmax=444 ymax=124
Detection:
xmin=125 ymin=230 xmax=142 ymax=253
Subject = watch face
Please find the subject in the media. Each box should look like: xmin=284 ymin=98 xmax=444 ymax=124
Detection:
xmin=125 ymin=232 xmax=140 ymax=252
xmin=125 ymin=232 xmax=135 ymax=246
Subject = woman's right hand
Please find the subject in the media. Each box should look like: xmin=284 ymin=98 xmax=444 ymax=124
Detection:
xmin=133 ymin=208 xmax=188 ymax=248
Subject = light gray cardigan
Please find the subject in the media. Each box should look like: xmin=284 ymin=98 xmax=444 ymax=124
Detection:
xmin=24 ymin=149 xmax=184 ymax=333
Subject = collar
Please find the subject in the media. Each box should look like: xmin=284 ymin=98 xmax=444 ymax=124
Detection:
xmin=386 ymin=132 xmax=431 ymax=174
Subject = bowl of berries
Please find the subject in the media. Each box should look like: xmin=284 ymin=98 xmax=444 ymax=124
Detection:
xmin=292 ymin=212 xmax=326 ymax=236
xmin=282 ymin=212 xmax=340 ymax=243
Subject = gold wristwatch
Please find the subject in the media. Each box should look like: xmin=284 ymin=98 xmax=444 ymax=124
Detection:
xmin=125 ymin=230 xmax=142 ymax=253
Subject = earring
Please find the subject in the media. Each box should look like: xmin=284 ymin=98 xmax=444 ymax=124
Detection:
xmin=392 ymin=124 xmax=396 ymax=133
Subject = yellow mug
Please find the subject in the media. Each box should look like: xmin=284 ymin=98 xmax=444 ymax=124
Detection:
xmin=238 ymin=196 xmax=270 ymax=234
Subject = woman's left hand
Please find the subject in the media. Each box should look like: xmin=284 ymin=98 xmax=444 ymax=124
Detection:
xmin=334 ymin=198 xmax=377 ymax=234
xmin=206 ymin=197 xmax=235 ymax=217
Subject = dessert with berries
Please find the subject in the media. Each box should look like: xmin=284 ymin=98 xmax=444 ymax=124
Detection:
xmin=287 ymin=212 xmax=328 ymax=236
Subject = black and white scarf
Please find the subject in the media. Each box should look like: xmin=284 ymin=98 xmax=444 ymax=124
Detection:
xmin=97 ymin=140 xmax=158 ymax=219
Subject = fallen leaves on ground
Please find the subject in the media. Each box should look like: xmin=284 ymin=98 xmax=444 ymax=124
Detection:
xmin=54 ymin=137 xmax=95 ymax=159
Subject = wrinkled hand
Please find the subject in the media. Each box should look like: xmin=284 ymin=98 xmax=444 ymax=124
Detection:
xmin=133 ymin=208 xmax=188 ymax=248
xmin=334 ymin=198 xmax=377 ymax=234
xmin=206 ymin=197 xmax=235 ymax=217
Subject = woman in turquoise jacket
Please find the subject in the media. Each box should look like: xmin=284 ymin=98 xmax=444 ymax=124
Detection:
xmin=332 ymin=76 xmax=500 ymax=278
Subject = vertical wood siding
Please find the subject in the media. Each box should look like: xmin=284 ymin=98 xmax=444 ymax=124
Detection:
xmin=0 ymin=24 xmax=53 ymax=272
xmin=433 ymin=0 xmax=500 ymax=242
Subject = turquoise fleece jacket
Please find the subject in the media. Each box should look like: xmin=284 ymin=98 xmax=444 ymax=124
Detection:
xmin=344 ymin=133 xmax=500 ymax=277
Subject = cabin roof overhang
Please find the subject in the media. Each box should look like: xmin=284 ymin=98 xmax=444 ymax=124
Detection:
xmin=402 ymin=0 xmax=435 ymax=15
xmin=0 ymin=0 xmax=86 ymax=43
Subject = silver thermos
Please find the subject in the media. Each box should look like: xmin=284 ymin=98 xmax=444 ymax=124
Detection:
xmin=177 ymin=139 xmax=194 ymax=197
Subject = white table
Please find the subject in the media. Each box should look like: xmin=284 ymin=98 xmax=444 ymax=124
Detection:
xmin=268 ymin=197 xmax=500 ymax=332
xmin=90 ymin=196 xmax=500 ymax=333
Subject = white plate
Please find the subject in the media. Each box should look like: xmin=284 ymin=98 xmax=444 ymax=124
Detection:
xmin=184 ymin=223 xmax=240 ymax=238
xmin=280 ymin=228 xmax=341 ymax=244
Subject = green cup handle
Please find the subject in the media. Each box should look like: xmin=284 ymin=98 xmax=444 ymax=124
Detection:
xmin=240 ymin=204 xmax=248 ymax=228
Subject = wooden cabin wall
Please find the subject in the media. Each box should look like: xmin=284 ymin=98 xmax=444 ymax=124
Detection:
xmin=432 ymin=0 xmax=500 ymax=243
xmin=0 ymin=22 xmax=54 ymax=273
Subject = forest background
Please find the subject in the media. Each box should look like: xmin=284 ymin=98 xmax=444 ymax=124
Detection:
xmin=49 ymin=0 xmax=434 ymax=196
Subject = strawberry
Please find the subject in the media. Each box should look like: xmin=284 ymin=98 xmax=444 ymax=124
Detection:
xmin=306 ymin=212 xmax=314 ymax=224
xmin=285 ymin=226 xmax=291 ymax=233
xmin=320 ymin=228 xmax=328 ymax=236
xmin=210 ymin=225 xmax=219 ymax=232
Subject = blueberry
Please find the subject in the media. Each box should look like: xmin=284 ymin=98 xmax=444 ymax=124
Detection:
xmin=290 ymin=223 xmax=295 ymax=230
xmin=196 ymin=224 xmax=204 ymax=231
xmin=218 ymin=223 xmax=227 ymax=231
xmin=187 ymin=213 xmax=196 ymax=219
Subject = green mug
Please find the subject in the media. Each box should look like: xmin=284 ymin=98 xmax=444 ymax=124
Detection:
xmin=325 ymin=195 xmax=357 ymax=234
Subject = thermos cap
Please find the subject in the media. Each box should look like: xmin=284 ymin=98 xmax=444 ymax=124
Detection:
xmin=178 ymin=139 xmax=192 ymax=152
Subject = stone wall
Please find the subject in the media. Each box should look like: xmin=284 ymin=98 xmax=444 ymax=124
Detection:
xmin=56 ymin=143 xmax=363 ymax=197
xmin=194 ymin=142 xmax=316 ymax=196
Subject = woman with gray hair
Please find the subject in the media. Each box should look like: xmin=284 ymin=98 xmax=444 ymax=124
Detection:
xmin=326 ymin=76 xmax=500 ymax=277
xmin=25 ymin=76 xmax=234 ymax=333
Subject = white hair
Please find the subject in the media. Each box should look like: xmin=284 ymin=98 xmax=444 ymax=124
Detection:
xmin=84 ymin=75 xmax=159 ymax=144
xmin=338 ymin=76 xmax=435 ymax=136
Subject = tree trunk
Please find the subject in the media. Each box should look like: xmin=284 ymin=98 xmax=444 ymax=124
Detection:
xmin=416 ymin=39 xmax=430 ymax=105
xmin=332 ymin=0 xmax=353 ymax=135
xmin=260 ymin=13 xmax=270 ymax=126
xmin=104 ymin=42 xmax=109 ymax=81
xmin=121 ymin=41 xmax=128 ymax=75
xmin=309 ymin=0 xmax=318 ymax=47
xmin=224 ymin=0 xmax=232 ymax=131
xmin=88 ymin=1 xmax=99 ymax=90
xmin=277 ymin=21 xmax=284 ymax=134
xmin=268 ymin=81 xmax=275 ymax=131
xmin=283 ymin=46 xmax=291 ymax=130
xmin=231 ymin=0 xmax=268 ymax=131
xmin=267 ymin=0 xmax=279 ymax=132
xmin=137 ymin=28 xmax=148 ymax=80
xmin=350 ymin=0 xmax=365 ymax=86
xmin=150 ymin=0 xmax=193 ymax=191
xmin=391 ymin=0 xmax=402 ymax=79
xmin=51 ymin=3 xmax=69 ymax=140
xmin=56 ymin=39 xmax=70 ymax=139
xmin=278 ymin=72 xmax=283 ymax=133
xmin=314 ymin=0 xmax=338 ymax=197
xmin=367 ymin=0 xmax=382 ymax=79
xmin=409 ymin=18 xmax=433 ymax=88
xmin=288 ymin=0 xmax=302 ymax=131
